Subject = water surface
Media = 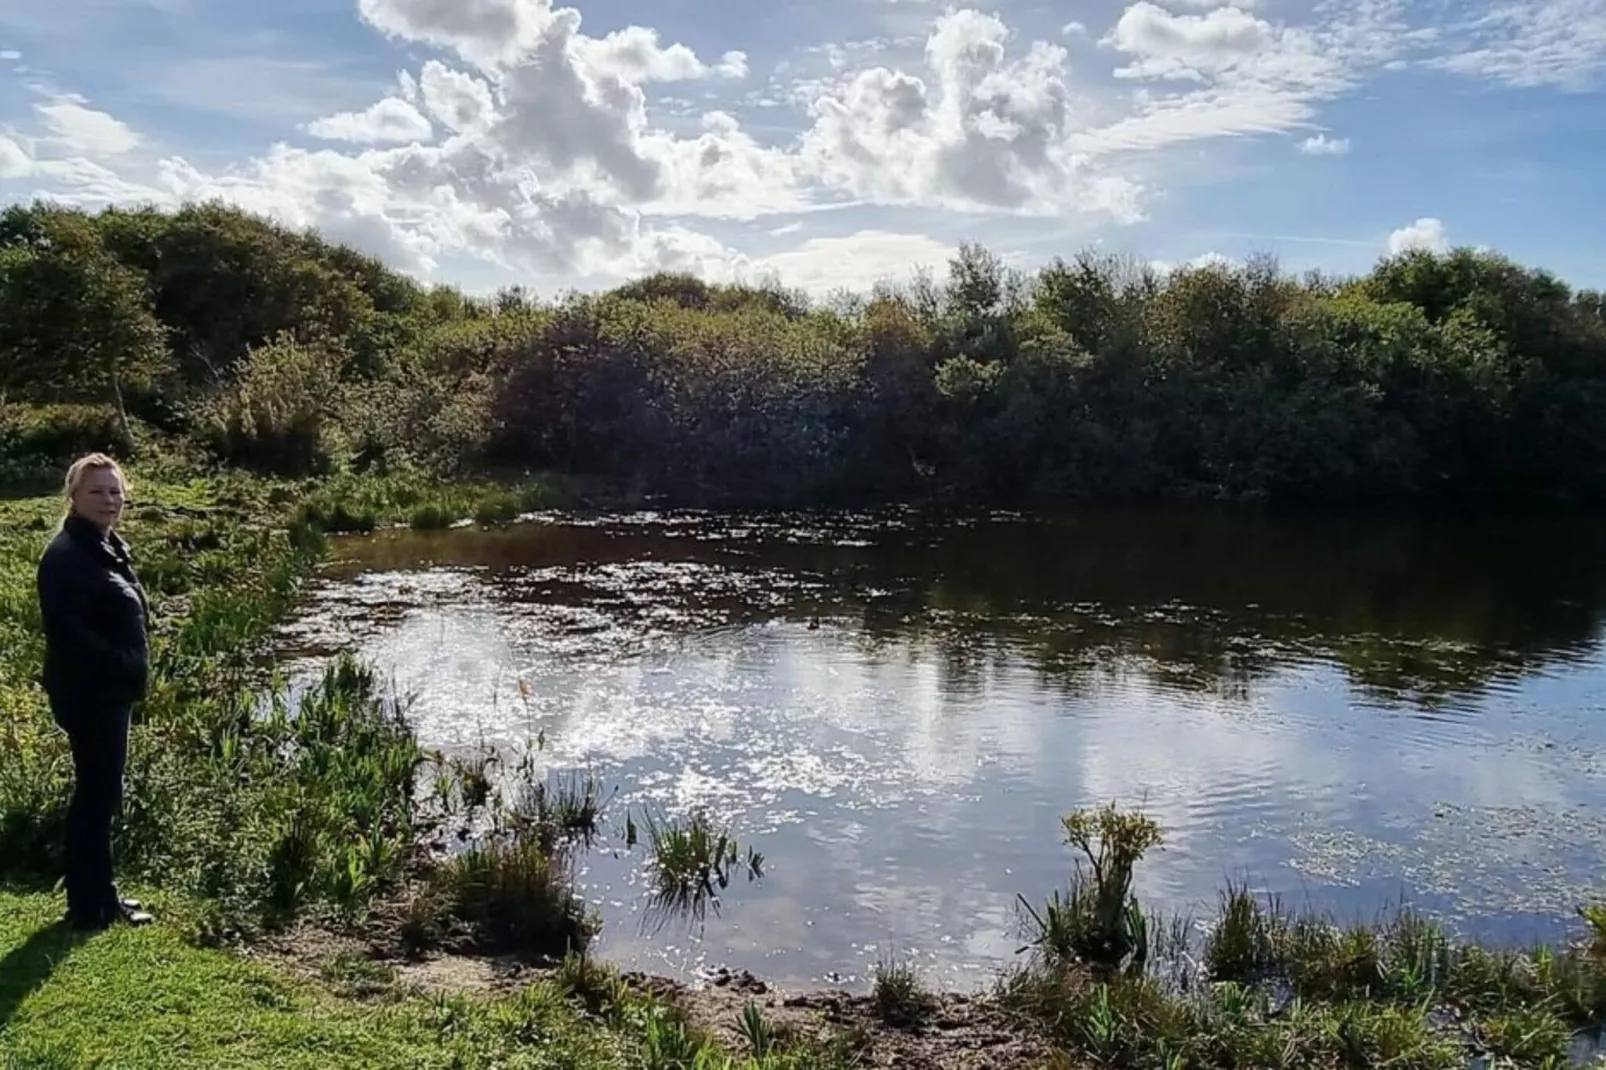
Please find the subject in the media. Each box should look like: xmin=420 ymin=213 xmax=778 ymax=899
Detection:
xmin=276 ymin=507 xmax=1606 ymax=990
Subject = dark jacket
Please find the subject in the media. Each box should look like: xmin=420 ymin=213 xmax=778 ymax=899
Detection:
xmin=37 ymin=513 xmax=151 ymax=716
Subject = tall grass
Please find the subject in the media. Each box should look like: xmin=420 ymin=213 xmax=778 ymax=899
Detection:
xmin=0 ymin=472 xmax=578 ymax=946
xmin=1018 ymin=802 xmax=1163 ymax=977
xmin=1003 ymin=803 xmax=1606 ymax=1070
xmin=632 ymin=808 xmax=765 ymax=929
xmin=423 ymin=831 xmax=597 ymax=958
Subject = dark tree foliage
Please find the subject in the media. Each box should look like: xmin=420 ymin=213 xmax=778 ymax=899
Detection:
xmin=4 ymin=201 xmax=1606 ymax=504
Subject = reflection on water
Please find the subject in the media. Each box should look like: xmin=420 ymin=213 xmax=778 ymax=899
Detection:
xmin=275 ymin=508 xmax=1606 ymax=990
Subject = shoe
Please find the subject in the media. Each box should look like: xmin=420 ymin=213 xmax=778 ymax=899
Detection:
xmin=114 ymin=903 xmax=155 ymax=927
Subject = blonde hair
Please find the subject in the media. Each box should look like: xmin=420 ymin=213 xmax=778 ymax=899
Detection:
xmin=63 ymin=453 xmax=129 ymax=516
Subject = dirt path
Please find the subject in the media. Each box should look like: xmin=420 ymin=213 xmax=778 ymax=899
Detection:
xmin=242 ymin=926 xmax=1054 ymax=1068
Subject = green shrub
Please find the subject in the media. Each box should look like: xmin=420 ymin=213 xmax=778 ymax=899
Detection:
xmin=198 ymin=335 xmax=342 ymax=476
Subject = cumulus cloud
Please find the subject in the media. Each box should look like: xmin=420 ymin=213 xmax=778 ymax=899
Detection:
xmin=579 ymin=27 xmax=748 ymax=81
xmin=1106 ymin=3 xmax=1276 ymax=81
xmin=1068 ymin=0 xmax=1400 ymax=156
xmin=798 ymin=9 xmax=1144 ymax=218
xmin=1299 ymin=133 xmax=1350 ymax=155
xmin=34 ymin=96 xmax=139 ymax=156
xmin=2 ymin=0 xmax=1578 ymax=293
xmin=305 ymin=97 xmax=434 ymax=144
xmin=416 ymin=61 xmax=496 ymax=133
xmin=1388 ymin=217 xmax=1449 ymax=255
xmin=1150 ymin=250 xmax=1236 ymax=274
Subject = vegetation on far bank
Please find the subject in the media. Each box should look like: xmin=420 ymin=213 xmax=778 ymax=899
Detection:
xmin=5 ymin=199 xmax=1606 ymax=507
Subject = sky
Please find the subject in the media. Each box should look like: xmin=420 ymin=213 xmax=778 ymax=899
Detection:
xmin=0 ymin=0 xmax=1604 ymax=298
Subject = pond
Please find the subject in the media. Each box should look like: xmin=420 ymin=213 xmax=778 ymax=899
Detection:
xmin=274 ymin=506 xmax=1606 ymax=992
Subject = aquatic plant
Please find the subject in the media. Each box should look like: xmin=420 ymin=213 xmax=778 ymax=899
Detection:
xmin=508 ymin=765 xmax=610 ymax=853
xmin=635 ymin=808 xmax=764 ymax=928
xmin=473 ymin=492 xmax=522 ymax=527
xmin=998 ymin=802 xmax=1606 ymax=1070
xmin=1019 ymin=802 xmax=1163 ymax=977
xmin=426 ymin=829 xmax=597 ymax=958
xmin=1204 ymin=882 xmax=1283 ymax=985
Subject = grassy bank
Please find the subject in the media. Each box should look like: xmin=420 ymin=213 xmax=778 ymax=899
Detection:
xmin=0 ymin=890 xmax=626 ymax=1070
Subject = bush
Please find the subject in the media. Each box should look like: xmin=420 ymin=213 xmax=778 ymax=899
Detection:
xmin=0 ymin=402 xmax=133 ymax=466
xmin=198 ymin=335 xmax=343 ymax=476
xmin=426 ymin=832 xmax=596 ymax=958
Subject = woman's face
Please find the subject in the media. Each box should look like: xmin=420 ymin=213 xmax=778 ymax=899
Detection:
xmin=71 ymin=467 xmax=127 ymax=531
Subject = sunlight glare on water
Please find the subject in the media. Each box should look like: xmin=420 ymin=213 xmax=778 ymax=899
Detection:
xmin=275 ymin=508 xmax=1606 ymax=990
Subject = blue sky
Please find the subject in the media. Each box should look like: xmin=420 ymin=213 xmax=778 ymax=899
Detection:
xmin=1 ymin=0 xmax=1604 ymax=295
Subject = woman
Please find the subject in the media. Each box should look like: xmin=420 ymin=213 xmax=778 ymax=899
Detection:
xmin=36 ymin=453 xmax=155 ymax=931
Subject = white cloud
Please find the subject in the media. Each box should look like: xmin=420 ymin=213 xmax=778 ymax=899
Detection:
xmin=417 ymin=61 xmax=496 ymax=133
xmin=305 ymin=97 xmax=434 ymax=144
xmin=0 ymin=50 xmax=20 ymax=61
xmin=1150 ymin=250 xmax=1235 ymax=274
xmin=639 ymin=111 xmax=805 ymax=219
xmin=1430 ymin=0 xmax=1606 ymax=90
xmin=0 ymin=0 xmax=1590 ymax=295
xmin=1107 ymin=3 xmax=1276 ymax=81
xmin=1299 ymin=133 xmax=1350 ymax=155
xmin=355 ymin=0 xmax=554 ymax=71
xmin=0 ymin=134 xmax=30 ymax=178
xmin=1388 ymin=217 xmax=1449 ymax=255
xmin=747 ymin=231 xmax=958 ymax=295
xmin=797 ymin=9 xmax=1144 ymax=218
xmin=579 ymin=26 xmax=747 ymax=81
xmin=1072 ymin=0 xmax=1397 ymax=155
xmin=34 ymin=96 xmax=139 ymax=156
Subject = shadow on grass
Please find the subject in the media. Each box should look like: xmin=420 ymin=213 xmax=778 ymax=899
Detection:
xmin=0 ymin=921 xmax=89 ymax=1034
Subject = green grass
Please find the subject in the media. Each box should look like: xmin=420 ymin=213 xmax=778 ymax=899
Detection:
xmin=633 ymin=809 xmax=766 ymax=928
xmin=870 ymin=954 xmax=936 ymax=1027
xmin=0 ymin=891 xmax=625 ymax=1069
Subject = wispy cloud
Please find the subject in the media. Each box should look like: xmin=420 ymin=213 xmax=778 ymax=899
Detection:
xmin=35 ymin=95 xmax=139 ymax=155
xmin=1299 ymin=133 xmax=1350 ymax=155
xmin=1430 ymin=0 xmax=1606 ymax=91
xmin=131 ymin=55 xmax=393 ymax=127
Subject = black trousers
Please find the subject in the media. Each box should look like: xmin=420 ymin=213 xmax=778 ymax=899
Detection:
xmin=57 ymin=704 xmax=133 ymax=922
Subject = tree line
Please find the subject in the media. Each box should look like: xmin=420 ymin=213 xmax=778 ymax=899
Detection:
xmin=3 ymin=199 xmax=1606 ymax=506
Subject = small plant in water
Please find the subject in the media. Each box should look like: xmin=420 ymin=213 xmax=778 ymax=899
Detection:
xmin=510 ymin=767 xmax=610 ymax=852
xmin=638 ymin=808 xmax=764 ymax=929
xmin=428 ymin=830 xmax=596 ymax=958
xmin=1583 ymin=904 xmax=1606 ymax=958
xmin=1019 ymin=802 xmax=1162 ymax=977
